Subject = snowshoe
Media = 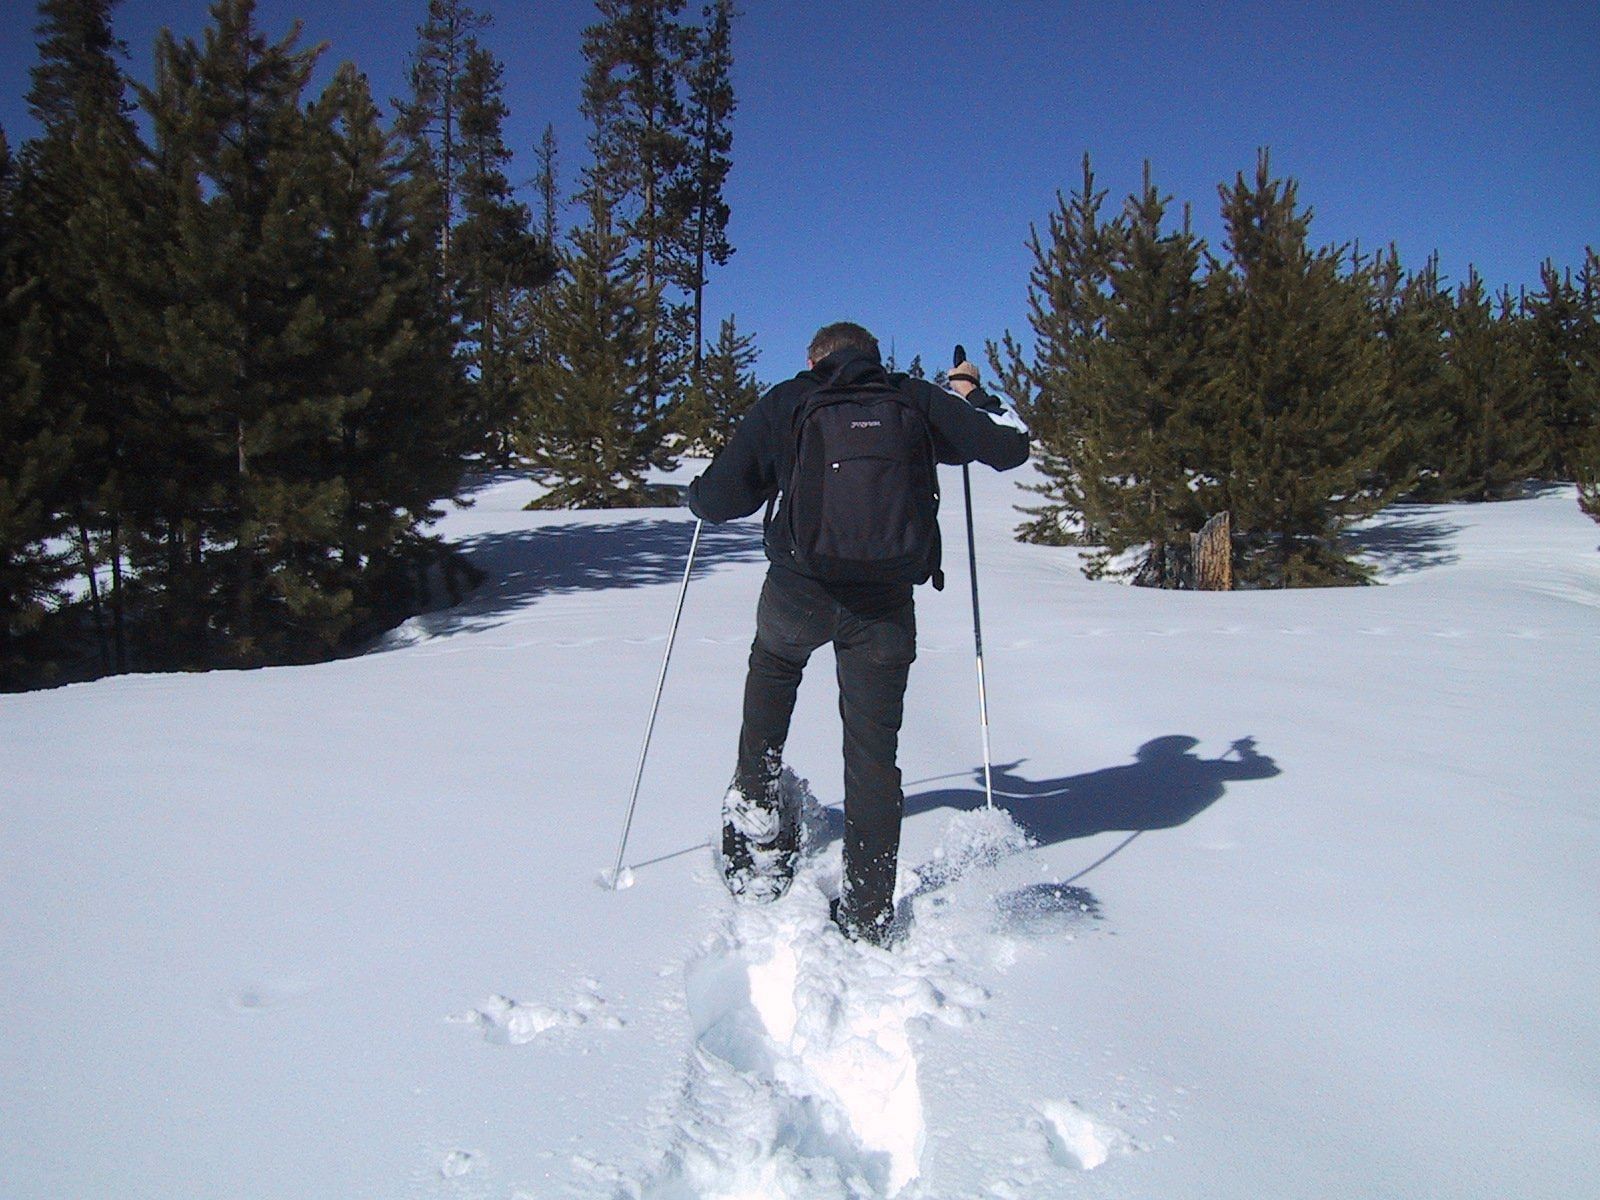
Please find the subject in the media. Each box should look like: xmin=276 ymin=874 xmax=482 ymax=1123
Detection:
xmin=721 ymin=772 xmax=798 ymax=904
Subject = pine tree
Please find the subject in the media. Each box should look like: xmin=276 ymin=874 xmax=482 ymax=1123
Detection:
xmin=393 ymin=0 xmax=488 ymax=286
xmin=534 ymin=122 xmax=561 ymax=247
xmin=1074 ymin=166 xmax=1211 ymax=584
xmin=1369 ymin=247 xmax=1450 ymax=497
xmin=140 ymin=0 xmax=352 ymax=661
xmin=1580 ymin=425 xmax=1600 ymax=524
xmin=1204 ymin=153 xmax=1399 ymax=586
xmin=582 ymin=0 xmax=694 ymax=410
xmin=0 ymin=126 xmax=76 ymax=683
xmin=672 ymin=0 xmax=735 ymax=384
xmin=454 ymin=42 xmax=552 ymax=460
xmin=1569 ymin=249 xmax=1600 ymax=522
xmin=991 ymin=154 xmax=1118 ymax=544
xmin=517 ymin=184 xmax=670 ymax=508
xmin=678 ymin=313 xmax=760 ymax=455
xmin=1419 ymin=270 xmax=1543 ymax=501
xmin=18 ymin=0 xmax=147 ymax=671
xmin=1526 ymin=257 xmax=1598 ymax=481
xmin=308 ymin=62 xmax=470 ymax=633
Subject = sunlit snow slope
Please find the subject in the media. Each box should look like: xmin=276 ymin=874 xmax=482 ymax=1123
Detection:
xmin=3 ymin=464 xmax=1597 ymax=1199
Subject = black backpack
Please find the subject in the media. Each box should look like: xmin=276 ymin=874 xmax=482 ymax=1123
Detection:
xmin=773 ymin=376 xmax=943 ymax=587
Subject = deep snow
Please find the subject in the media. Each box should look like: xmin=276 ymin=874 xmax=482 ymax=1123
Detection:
xmin=2 ymin=463 xmax=1598 ymax=1199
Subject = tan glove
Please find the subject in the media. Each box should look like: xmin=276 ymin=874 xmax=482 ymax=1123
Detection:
xmin=948 ymin=359 xmax=980 ymax=396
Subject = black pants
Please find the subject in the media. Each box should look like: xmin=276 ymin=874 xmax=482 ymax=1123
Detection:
xmin=737 ymin=568 xmax=916 ymax=935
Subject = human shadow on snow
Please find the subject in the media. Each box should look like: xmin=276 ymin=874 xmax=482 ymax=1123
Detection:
xmin=812 ymin=735 xmax=1280 ymax=868
xmin=389 ymin=518 xmax=765 ymax=642
xmin=796 ymin=736 xmax=1281 ymax=937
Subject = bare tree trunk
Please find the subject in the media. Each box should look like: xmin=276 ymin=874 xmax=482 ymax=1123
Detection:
xmin=110 ymin=516 xmax=126 ymax=672
xmin=692 ymin=127 xmax=708 ymax=384
xmin=76 ymin=517 xmax=110 ymax=672
xmin=236 ymin=413 xmax=251 ymax=653
xmin=1192 ymin=511 xmax=1233 ymax=591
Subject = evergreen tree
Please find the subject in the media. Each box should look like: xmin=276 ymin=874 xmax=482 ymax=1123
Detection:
xmin=1368 ymin=247 xmax=1450 ymax=497
xmin=991 ymin=154 xmax=1118 ymax=544
xmin=1579 ymin=426 xmax=1600 ymax=524
xmin=1418 ymin=269 xmax=1543 ymax=501
xmin=394 ymin=3 xmax=552 ymax=460
xmin=1580 ymin=456 xmax=1600 ymax=523
xmin=1074 ymin=166 xmax=1211 ymax=584
xmin=308 ymin=62 xmax=470 ymax=632
xmin=517 ymin=185 xmax=670 ymax=508
xmin=140 ymin=0 xmax=352 ymax=661
xmin=1569 ymin=249 xmax=1600 ymax=522
xmin=1203 ymin=153 xmax=1399 ymax=586
xmin=672 ymin=0 xmax=735 ymax=383
xmin=453 ymin=42 xmax=552 ymax=459
xmin=678 ymin=313 xmax=759 ymax=455
xmin=0 ymin=126 xmax=76 ymax=683
xmin=582 ymin=0 xmax=694 ymax=409
xmin=18 ymin=0 xmax=147 ymax=670
xmin=1526 ymin=257 xmax=1598 ymax=481
xmin=534 ymin=122 xmax=561 ymax=247
xmin=393 ymin=0 xmax=488 ymax=285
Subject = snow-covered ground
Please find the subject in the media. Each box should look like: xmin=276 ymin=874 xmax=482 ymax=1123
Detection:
xmin=3 ymin=463 xmax=1598 ymax=1199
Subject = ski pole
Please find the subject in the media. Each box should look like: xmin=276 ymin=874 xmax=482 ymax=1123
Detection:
xmin=605 ymin=517 xmax=703 ymax=890
xmin=953 ymin=344 xmax=996 ymax=810
xmin=962 ymin=464 xmax=995 ymax=810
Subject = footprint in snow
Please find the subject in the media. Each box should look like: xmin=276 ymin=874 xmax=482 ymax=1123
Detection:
xmin=632 ymin=785 xmax=1053 ymax=1198
xmin=451 ymin=980 xmax=622 ymax=1045
xmin=1033 ymin=1099 xmax=1140 ymax=1171
xmin=665 ymin=904 xmax=932 ymax=1197
xmin=220 ymin=976 xmax=320 ymax=1016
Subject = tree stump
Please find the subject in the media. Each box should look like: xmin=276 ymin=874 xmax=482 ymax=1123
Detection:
xmin=1191 ymin=512 xmax=1233 ymax=591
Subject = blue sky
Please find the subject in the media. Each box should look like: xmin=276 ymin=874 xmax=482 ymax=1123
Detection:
xmin=3 ymin=0 xmax=1596 ymax=384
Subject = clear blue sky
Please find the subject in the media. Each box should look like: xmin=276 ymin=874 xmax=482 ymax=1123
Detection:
xmin=3 ymin=0 xmax=1597 ymax=384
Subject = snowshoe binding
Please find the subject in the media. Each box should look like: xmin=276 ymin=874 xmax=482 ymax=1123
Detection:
xmin=721 ymin=763 xmax=798 ymax=904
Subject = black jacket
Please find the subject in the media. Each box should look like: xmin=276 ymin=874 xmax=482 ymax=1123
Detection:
xmin=687 ymin=348 xmax=1030 ymax=587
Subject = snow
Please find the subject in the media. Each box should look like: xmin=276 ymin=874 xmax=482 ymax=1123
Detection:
xmin=2 ymin=463 xmax=1598 ymax=1199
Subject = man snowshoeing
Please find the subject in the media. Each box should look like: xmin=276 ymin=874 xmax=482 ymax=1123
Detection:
xmin=687 ymin=322 xmax=1029 ymax=945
